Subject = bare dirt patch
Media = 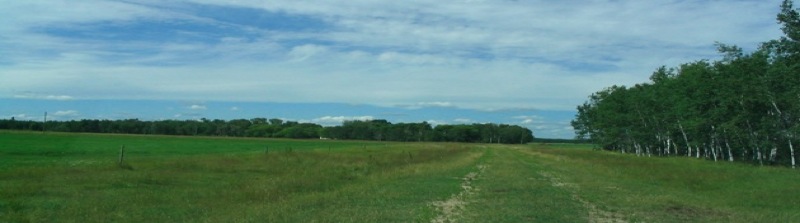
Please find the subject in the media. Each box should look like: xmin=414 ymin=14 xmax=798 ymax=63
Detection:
xmin=430 ymin=165 xmax=487 ymax=223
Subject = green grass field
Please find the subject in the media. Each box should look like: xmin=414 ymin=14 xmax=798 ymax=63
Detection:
xmin=1 ymin=131 xmax=798 ymax=222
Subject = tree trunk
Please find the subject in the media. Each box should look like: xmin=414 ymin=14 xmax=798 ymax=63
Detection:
xmin=746 ymin=120 xmax=762 ymax=165
xmin=725 ymin=139 xmax=734 ymax=162
xmin=679 ymin=121 xmax=690 ymax=157
xmin=666 ymin=137 xmax=672 ymax=155
xmin=723 ymin=129 xmax=734 ymax=162
xmin=770 ymin=147 xmax=778 ymax=164
xmin=710 ymin=126 xmax=717 ymax=161
xmin=790 ymin=139 xmax=796 ymax=169
xmin=696 ymin=145 xmax=701 ymax=158
xmin=673 ymin=137 xmax=679 ymax=155
xmin=712 ymin=144 xmax=718 ymax=162
xmin=757 ymin=146 xmax=763 ymax=166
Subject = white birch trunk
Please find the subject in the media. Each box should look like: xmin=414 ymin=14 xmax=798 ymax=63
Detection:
xmin=770 ymin=147 xmax=778 ymax=163
xmin=666 ymin=137 xmax=672 ymax=155
xmin=757 ymin=147 xmax=763 ymax=166
xmin=789 ymin=139 xmax=796 ymax=169
xmin=688 ymin=146 xmax=692 ymax=158
xmin=679 ymin=121 xmax=690 ymax=157
xmin=635 ymin=143 xmax=641 ymax=157
xmin=673 ymin=137 xmax=679 ymax=155
xmin=711 ymin=126 xmax=717 ymax=161
xmin=722 ymin=129 xmax=734 ymax=162
xmin=770 ymin=100 xmax=782 ymax=116
xmin=712 ymin=145 xmax=718 ymax=162
xmin=725 ymin=139 xmax=734 ymax=162
xmin=695 ymin=145 xmax=700 ymax=158
xmin=746 ymin=120 xmax=761 ymax=165
xmin=655 ymin=134 xmax=662 ymax=156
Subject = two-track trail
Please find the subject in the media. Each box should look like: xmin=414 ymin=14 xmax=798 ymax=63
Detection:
xmin=429 ymin=164 xmax=487 ymax=223
xmin=428 ymin=146 xmax=627 ymax=222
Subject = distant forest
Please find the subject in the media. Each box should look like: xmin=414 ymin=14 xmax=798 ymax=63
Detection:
xmin=572 ymin=0 xmax=800 ymax=168
xmin=0 ymin=117 xmax=534 ymax=144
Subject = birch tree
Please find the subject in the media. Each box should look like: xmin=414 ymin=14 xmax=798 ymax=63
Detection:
xmin=572 ymin=0 xmax=800 ymax=167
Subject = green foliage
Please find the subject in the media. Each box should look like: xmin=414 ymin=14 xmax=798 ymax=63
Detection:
xmin=0 ymin=118 xmax=534 ymax=144
xmin=572 ymin=1 xmax=800 ymax=167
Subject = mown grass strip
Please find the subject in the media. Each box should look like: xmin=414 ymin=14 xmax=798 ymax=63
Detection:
xmin=461 ymin=146 xmax=587 ymax=222
xmin=522 ymin=144 xmax=800 ymax=223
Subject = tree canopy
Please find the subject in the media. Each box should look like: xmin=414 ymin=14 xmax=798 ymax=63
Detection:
xmin=0 ymin=117 xmax=534 ymax=144
xmin=572 ymin=0 xmax=800 ymax=168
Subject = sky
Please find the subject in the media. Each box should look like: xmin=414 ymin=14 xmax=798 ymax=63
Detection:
xmin=0 ymin=0 xmax=786 ymax=139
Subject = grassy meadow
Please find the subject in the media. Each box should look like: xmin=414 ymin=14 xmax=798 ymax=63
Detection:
xmin=1 ymin=131 xmax=798 ymax=222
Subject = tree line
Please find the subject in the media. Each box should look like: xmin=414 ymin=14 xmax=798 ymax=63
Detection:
xmin=572 ymin=0 xmax=800 ymax=168
xmin=326 ymin=120 xmax=533 ymax=144
xmin=0 ymin=117 xmax=534 ymax=144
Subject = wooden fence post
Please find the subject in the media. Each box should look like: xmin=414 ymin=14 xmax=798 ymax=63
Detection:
xmin=118 ymin=145 xmax=125 ymax=165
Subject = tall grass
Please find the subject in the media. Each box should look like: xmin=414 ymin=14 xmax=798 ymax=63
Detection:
xmin=0 ymin=131 xmax=485 ymax=222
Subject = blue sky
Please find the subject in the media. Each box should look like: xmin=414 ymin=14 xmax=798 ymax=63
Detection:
xmin=0 ymin=0 xmax=785 ymax=138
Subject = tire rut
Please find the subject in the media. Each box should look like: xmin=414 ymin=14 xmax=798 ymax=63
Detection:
xmin=429 ymin=164 xmax=487 ymax=223
xmin=509 ymin=148 xmax=627 ymax=223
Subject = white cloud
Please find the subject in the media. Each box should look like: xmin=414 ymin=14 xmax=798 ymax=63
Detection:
xmin=453 ymin=118 xmax=473 ymax=123
xmin=189 ymin=105 xmax=207 ymax=110
xmin=53 ymin=110 xmax=79 ymax=117
xmin=426 ymin=119 xmax=448 ymax=126
xmin=173 ymin=112 xmax=203 ymax=119
xmin=398 ymin=102 xmax=456 ymax=110
xmin=288 ymin=44 xmax=329 ymax=62
xmin=230 ymin=106 xmax=240 ymax=111
xmin=0 ymin=0 xmax=785 ymax=114
xmin=513 ymin=115 xmax=544 ymax=125
xmin=510 ymin=115 xmax=575 ymax=138
xmin=311 ymin=115 xmax=374 ymax=126
xmin=13 ymin=92 xmax=74 ymax=101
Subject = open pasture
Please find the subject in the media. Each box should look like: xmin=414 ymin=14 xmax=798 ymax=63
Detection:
xmin=1 ymin=131 xmax=798 ymax=222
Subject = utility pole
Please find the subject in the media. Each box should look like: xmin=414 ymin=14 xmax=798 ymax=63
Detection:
xmin=43 ymin=112 xmax=47 ymax=133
